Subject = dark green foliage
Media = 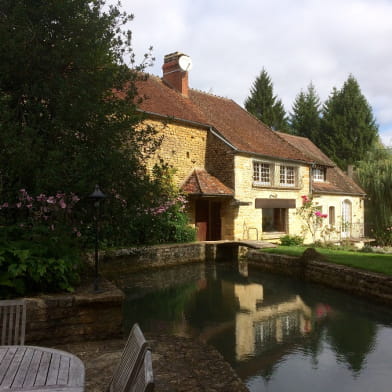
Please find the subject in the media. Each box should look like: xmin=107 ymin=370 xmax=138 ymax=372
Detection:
xmin=0 ymin=0 xmax=158 ymax=200
xmin=244 ymin=68 xmax=289 ymax=132
xmin=319 ymin=75 xmax=378 ymax=170
xmin=0 ymin=225 xmax=80 ymax=298
xmin=356 ymin=143 xmax=392 ymax=246
xmin=290 ymin=82 xmax=321 ymax=140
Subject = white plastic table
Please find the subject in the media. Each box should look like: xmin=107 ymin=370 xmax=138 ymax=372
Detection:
xmin=0 ymin=346 xmax=85 ymax=392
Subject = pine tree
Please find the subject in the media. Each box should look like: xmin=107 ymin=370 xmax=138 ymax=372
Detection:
xmin=319 ymin=75 xmax=378 ymax=170
xmin=290 ymin=82 xmax=321 ymax=141
xmin=244 ymin=68 xmax=289 ymax=132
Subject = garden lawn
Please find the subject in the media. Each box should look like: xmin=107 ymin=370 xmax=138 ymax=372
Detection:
xmin=261 ymin=246 xmax=392 ymax=276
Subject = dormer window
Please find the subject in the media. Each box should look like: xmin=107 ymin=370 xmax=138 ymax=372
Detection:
xmin=253 ymin=162 xmax=271 ymax=185
xmin=312 ymin=167 xmax=326 ymax=182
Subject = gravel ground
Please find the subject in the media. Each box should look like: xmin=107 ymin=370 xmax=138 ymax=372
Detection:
xmin=56 ymin=334 xmax=249 ymax=392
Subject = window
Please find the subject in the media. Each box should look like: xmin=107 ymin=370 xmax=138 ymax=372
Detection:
xmin=262 ymin=208 xmax=287 ymax=232
xmin=312 ymin=167 xmax=325 ymax=182
xmin=253 ymin=162 xmax=271 ymax=185
xmin=329 ymin=206 xmax=335 ymax=226
xmin=280 ymin=166 xmax=295 ymax=187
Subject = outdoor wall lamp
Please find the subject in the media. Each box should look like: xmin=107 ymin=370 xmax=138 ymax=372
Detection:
xmin=88 ymin=184 xmax=107 ymax=292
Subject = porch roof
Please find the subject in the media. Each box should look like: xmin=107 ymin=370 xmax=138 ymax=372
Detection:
xmin=181 ymin=168 xmax=234 ymax=197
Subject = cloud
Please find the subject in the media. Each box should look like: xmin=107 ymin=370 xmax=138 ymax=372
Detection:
xmin=116 ymin=0 xmax=392 ymax=143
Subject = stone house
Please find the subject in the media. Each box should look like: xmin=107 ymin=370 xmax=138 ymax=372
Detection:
xmin=135 ymin=52 xmax=366 ymax=243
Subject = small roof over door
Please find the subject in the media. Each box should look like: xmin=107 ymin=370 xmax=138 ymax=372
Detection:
xmin=181 ymin=168 xmax=234 ymax=197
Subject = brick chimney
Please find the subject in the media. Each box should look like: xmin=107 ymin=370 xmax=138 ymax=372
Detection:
xmin=162 ymin=52 xmax=191 ymax=97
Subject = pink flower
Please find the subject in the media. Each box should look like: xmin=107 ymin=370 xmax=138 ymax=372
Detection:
xmin=321 ymin=214 xmax=328 ymax=218
xmin=46 ymin=196 xmax=55 ymax=204
xmin=36 ymin=194 xmax=46 ymax=202
xmin=1 ymin=202 xmax=8 ymax=208
xmin=59 ymin=199 xmax=67 ymax=209
xmin=315 ymin=211 xmax=322 ymax=217
xmin=16 ymin=202 xmax=22 ymax=208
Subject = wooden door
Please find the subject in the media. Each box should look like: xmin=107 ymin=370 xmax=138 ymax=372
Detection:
xmin=195 ymin=200 xmax=222 ymax=241
xmin=195 ymin=200 xmax=209 ymax=241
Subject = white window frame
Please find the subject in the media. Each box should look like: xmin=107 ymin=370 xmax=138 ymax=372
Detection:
xmin=253 ymin=161 xmax=271 ymax=186
xmin=279 ymin=165 xmax=296 ymax=187
xmin=312 ymin=167 xmax=325 ymax=182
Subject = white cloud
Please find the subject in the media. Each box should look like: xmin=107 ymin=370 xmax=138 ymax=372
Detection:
xmin=115 ymin=0 xmax=392 ymax=143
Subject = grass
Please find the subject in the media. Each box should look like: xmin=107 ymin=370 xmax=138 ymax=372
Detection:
xmin=261 ymin=246 xmax=392 ymax=276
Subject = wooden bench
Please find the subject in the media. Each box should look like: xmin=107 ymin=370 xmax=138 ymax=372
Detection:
xmin=108 ymin=324 xmax=154 ymax=392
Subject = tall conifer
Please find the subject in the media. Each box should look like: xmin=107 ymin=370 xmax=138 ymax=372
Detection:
xmin=244 ymin=68 xmax=289 ymax=132
xmin=320 ymin=75 xmax=378 ymax=170
xmin=290 ymin=82 xmax=321 ymax=141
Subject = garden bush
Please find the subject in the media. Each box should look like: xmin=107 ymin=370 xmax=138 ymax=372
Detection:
xmin=280 ymin=234 xmax=304 ymax=246
xmin=0 ymin=225 xmax=80 ymax=298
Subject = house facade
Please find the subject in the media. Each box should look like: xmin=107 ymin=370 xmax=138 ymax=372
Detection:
xmin=135 ymin=52 xmax=365 ymax=243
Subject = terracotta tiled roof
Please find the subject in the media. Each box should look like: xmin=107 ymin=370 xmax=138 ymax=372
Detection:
xmin=135 ymin=76 xmax=312 ymax=163
xmin=313 ymin=166 xmax=366 ymax=196
xmin=181 ymin=168 xmax=234 ymax=196
xmin=275 ymin=132 xmax=335 ymax=167
xmin=135 ymin=75 xmax=208 ymax=125
xmin=276 ymin=132 xmax=365 ymax=196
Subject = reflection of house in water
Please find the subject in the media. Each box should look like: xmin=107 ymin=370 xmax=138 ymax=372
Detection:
xmin=221 ymin=281 xmax=312 ymax=361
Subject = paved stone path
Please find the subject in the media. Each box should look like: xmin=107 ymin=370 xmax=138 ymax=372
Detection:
xmin=56 ymin=334 xmax=249 ymax=392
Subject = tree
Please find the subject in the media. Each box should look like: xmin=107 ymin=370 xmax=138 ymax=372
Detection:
xmin=356 ymin=141 xmax=392 ymax=246
xmin=290 ymin=82 xmax=321 ymax=141
xmin=244 ymin=68 xmax=289 ymax=132
xmin=319 ymin=75 xmax=379 ymax=170
xmin=0 ymin=0 xmax=157 ymax=198
xmin=0 ymin=0 xmax=195 ymax=295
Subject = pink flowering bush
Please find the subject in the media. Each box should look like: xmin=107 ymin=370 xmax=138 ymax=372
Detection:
xmin=0 ymin=189 xmax=81 ymax=236
xmin=297 ymin=195 xmax=328 ymax=243
xmin=125 ymin=194 xmax=195 ymax=245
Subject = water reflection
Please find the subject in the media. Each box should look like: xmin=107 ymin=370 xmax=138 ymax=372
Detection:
xmin=122 ymin=262 xmax=392 ymax=392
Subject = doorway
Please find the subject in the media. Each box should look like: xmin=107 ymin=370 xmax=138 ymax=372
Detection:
xmin=195 ymin=199 xmax=222 ymax=241
xmin=341 ymin=200 xmax=352 ymax=238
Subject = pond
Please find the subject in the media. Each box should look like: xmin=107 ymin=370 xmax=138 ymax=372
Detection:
xmin=121 ymin=261 xmax=392 ymax=392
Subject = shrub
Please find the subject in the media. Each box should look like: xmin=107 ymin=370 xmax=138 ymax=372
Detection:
xmin=0 ymin=225 xmax=80 ymax=298
xmin=280 ymin=235 xmax=304 ymax=246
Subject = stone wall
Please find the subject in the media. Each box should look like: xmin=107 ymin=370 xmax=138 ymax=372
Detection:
xmin=25 ymin=281 xmax=124 ymax=345
xmin=144 ymin=119 xmax=208 ymax=186
xmin=247 ymin=250 xmax=392 ymax=305
xmin=100 ymin=243 xmax=205 ymax=275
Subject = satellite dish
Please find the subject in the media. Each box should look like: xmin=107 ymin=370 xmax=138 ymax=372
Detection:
xmin=178 ymin=55 xmax=192 ymax=71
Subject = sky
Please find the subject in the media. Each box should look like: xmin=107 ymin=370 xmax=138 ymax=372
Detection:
xmin=112 ymin=0 xmax=392 ymax=147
